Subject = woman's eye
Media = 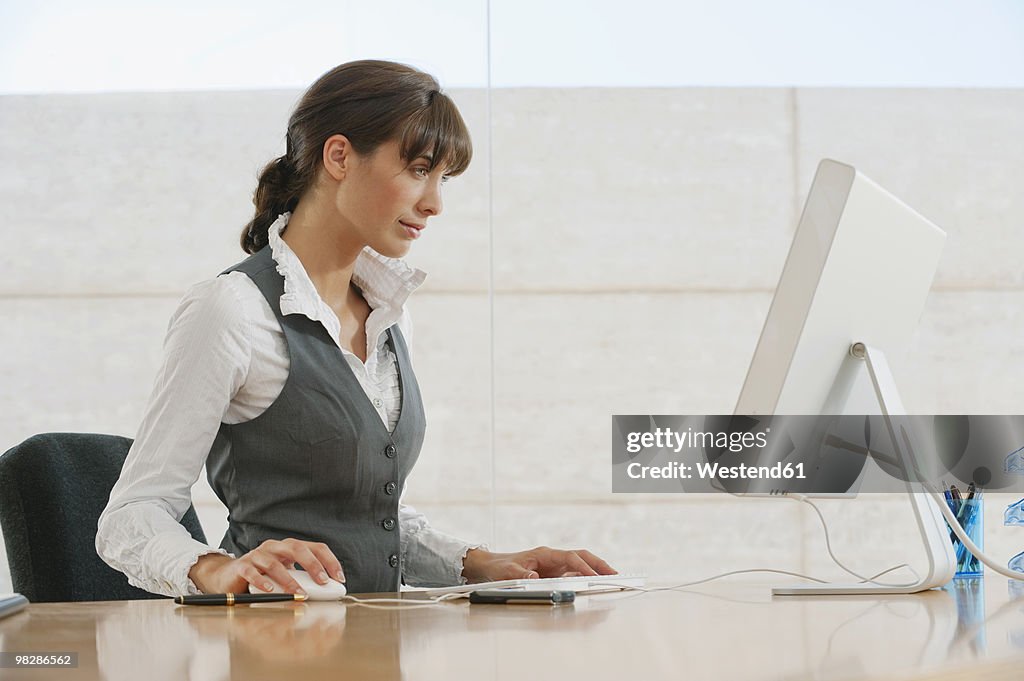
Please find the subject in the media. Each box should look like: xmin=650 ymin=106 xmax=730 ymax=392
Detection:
xmin=413 ymin=167 xmax=429 ymax=177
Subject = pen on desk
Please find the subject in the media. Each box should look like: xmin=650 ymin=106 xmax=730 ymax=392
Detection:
xmin=174 ymin=593 xmax=308 ymax=606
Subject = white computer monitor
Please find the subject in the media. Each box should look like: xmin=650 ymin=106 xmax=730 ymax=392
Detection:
xmin=736 ymin=159 xmax=945 ymax=417
xmin=733 ymin=159 xmax=956 ymax=594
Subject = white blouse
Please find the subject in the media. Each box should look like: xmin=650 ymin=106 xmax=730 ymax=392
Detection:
xmin=96 ymin=213 xmax=483 ymax=596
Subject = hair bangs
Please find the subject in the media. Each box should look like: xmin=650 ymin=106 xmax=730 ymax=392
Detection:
xmin=399 ymin=92 xmax=472 ymax=177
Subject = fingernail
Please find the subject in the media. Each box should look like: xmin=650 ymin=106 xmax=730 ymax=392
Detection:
xmin=317 ymin=572 xmax=328 ymax=584
xmin=336 ymin=571 xmax=346 ymax=583
xmin=262 ymin=582 xmax=274 ymax=591
xmin=295 ymin=588 xmax=307 ymax=596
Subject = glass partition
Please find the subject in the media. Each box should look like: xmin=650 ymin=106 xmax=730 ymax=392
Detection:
xmin=485 ymin=0 xmax=1024 ymax=580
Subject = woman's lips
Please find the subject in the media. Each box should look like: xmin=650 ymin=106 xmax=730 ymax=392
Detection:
xmin=400 ymin=221 xmax=423 ymax=239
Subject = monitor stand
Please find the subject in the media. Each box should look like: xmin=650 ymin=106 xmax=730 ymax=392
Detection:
xmin=772 ymin=342 xmax=957 ymax=595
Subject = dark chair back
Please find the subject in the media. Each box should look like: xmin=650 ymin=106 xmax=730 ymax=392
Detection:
xmin=0 ymin=432 xmax=207 ymax=602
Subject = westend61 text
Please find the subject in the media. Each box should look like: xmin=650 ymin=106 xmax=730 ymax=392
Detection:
xmin=626 ymin=461 xmax=806 ymax=480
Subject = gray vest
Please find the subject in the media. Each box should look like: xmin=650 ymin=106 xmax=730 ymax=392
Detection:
xmin=206 ymin=246 xmax=426 ymax=594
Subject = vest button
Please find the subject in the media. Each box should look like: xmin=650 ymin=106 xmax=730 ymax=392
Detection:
xmin=388 ymin=554 xmax=399 ymax=568
xmin=382 ymin=518 xmax=396 ymax=531
xmin=385 ymin=444 xmax=397 ymax=458
xmin=385 ymin=481 xmax=397 ymax=495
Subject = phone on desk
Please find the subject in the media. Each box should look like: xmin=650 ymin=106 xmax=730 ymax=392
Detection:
xmin=469 ymin=589 xmax=576 ymax=605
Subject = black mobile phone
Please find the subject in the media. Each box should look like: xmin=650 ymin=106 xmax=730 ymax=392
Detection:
xmin=469 ymin=589 xmax=576 ymax=605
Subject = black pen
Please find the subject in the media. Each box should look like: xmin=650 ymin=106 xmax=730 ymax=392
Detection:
xmin=174 ymin=593 xmax=308 ymax=605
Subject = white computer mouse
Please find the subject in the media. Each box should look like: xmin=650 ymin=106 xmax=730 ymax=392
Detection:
xmin=249 ymin=568 xmax=347 ymax=601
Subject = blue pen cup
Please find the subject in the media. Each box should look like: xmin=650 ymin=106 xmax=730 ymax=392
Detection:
xmin=948 ymin=498 xmax=984 ymax=578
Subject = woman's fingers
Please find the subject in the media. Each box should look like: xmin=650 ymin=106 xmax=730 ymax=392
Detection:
xmin=287 ymin=541 xmax=345 ymax=584
xmin=238 ymin=562 xmax=277 ymax=593
xmin=563 ymin=551 xmax=600 ymax=577
xmin=309 ymin=542 xmax=346 ymax=583
xmin=249 ymin=539 xmax=345 ymax=590
xmin=289 ymin=544 xmax=331 ymax=585
xmin=259 ymin=560 xmax=308 ymax=595
xmin=575 ymin=549 xmax=617 ymax=575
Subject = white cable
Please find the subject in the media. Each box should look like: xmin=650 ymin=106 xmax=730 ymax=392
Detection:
xmin=622 ymin=565 xmax=921 ymax=593
xmin=923 ymin=483 xmax=1024 ymax=581
xmin=710 ymin=476 xmax=922 ymax=587
xmin=785 ymin=492 xmax=922 ymax=587
xmin=337 ymin=592 xmax=468 ymax=609
xmin=596 ymin=565 xmax=920 ymax=595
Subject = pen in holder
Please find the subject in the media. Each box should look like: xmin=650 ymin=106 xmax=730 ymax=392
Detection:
xmin=945 ymin=485 xmax=983 ymax=578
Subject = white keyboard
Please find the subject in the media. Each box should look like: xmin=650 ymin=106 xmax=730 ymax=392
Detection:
xmin=422 ymin=574 xmax=646 ymax=597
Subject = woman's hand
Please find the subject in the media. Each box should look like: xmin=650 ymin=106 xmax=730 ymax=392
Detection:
xmin=188 ymin=539 xmax=345 ymax=595
xmin=461 ymin=546 xmax=616 ymax=583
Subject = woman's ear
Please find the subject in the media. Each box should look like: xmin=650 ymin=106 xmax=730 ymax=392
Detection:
xmin=322 ymin=134 xmax=353 ymax=181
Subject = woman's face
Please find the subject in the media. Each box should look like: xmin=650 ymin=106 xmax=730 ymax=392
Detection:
xmin=331 ymin=136 xmax=448 ymax=259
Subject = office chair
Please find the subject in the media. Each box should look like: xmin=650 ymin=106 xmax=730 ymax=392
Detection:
xmin=0 ymin=432 xmax=207 ymax=602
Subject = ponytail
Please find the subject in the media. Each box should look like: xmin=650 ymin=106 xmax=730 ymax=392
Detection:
xmin=240 ymin=153 xmax=302 ymax=254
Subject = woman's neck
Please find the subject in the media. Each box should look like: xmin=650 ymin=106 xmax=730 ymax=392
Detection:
xmin=282 ymin=202 xmax=364 ymax=309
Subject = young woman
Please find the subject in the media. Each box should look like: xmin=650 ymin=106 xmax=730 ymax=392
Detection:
xmin=96 ymin=60 xmax=616 ymax=597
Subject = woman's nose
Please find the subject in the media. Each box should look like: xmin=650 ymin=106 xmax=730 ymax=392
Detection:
xmin=418 ymin=183 xmax=443 ymax=217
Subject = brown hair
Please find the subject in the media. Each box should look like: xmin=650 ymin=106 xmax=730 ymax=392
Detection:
xmin=240 ymin=60 xmax=473 ymax=253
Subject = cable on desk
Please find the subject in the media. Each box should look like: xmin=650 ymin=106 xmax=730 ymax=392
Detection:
xmin=337 ymin=592 xmax=469 ymax=609
xmin=706 ymin=476 xmax=922 ymax=588
xmin=588 ymin=564 xmax=921 ymax=597
xmin=784 ymin=492 xmax=922 ymax=587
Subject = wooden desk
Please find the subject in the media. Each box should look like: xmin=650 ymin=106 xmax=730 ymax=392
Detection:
xmin=2 ymin=577 xmax=1024 ymax=680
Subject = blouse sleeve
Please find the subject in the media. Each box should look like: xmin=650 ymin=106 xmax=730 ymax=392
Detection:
xmin=398 ymin=496 xmax=487 ymax=587
xmin=95 ymin=274 xmax=254 ymax=596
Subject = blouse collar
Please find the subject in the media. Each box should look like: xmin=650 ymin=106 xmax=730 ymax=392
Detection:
xmin=266 ymin=212 xmax=426 ymax=354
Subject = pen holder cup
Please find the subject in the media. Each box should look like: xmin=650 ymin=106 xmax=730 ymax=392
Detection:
xmin=948 ymin=498 xmax=984 ymax=578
